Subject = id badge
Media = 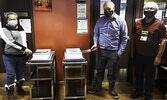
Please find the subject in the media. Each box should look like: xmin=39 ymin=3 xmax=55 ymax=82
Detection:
xmin=140 ymin=30 xmax=148 ymax=41
xmin=140 ymin=36 xmax=147 ymax=41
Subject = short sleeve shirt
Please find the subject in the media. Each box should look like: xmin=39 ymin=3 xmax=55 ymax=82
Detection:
xmin=134 ymin=18 xmax=166 ymax=56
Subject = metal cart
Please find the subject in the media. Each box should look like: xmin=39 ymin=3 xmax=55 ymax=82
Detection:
xmin=155 ymin=65 xmax=167 ymax=99
xmin=62 ymin=57 xmax=87 ymax=99
xmin=26 ymin=51 xmax=56 ymax=100
xmin=160 ymin=66 xmax=167 ymax=99
xmin=155 ymin=46 xmax=167 ymax=99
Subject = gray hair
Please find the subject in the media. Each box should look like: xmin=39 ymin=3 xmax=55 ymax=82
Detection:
xmin=103 ymin=1 xmax=115 ymax=8
xmin=144 ymin=2 xmax=159 ymax=10
xmin=4 ymin=12 xmax=18 ymax=19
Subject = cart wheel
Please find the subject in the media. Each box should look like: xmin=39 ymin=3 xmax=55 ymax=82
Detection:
xmin=165 ymin=93 xmax=167 ymax=99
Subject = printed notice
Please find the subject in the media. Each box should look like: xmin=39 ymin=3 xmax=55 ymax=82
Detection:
xmin=77 ymin=4 xmax=86 ymax=19
xmin=19 ymin=19 xmax=31 ymax=33
xmin=77 ymin=19 xmax=88 ymax=34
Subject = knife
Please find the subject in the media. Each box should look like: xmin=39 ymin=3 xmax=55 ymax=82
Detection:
xmin=81 ymin=49 xmax=92 ymax=53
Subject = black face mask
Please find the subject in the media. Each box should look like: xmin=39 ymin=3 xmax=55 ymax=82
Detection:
xmin=104 ymin=10 xmax=114 ymax=18
xmin=144 ymin=10 xmax=156 ymax=18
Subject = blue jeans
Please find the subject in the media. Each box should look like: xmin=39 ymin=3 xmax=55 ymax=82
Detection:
xmin=95 ymin=48 xmax=118 ymax=82
xmin=2 ymin=54 xmax=26 ymax=86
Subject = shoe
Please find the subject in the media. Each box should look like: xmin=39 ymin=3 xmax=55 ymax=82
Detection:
xmin=87 ymin=80 xmax=102 ymax=94
xmin=5 ymin=84 xmax=16 ymax=100
xmin=109 ymin=82 xmax=119 ymax=99
xmin=87 ymin=88 xmax=98 ymax=94
xmin=145 ymin=96 xmax=152 ymax=100
xmin=130 ymin=91 xmax=143 ymax=99
xmin=109 ymin=89 xmax=119 ymax=99
xmin=145 ymin=94 xmax=152 ymax=100
xmin=15 ymin=78 xmax=26 ymax=95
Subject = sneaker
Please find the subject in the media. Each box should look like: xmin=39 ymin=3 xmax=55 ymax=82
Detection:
xmin=87 ymin=80 xmax=102 ymax=94
xmin=87 ymin=85 xmax=102 ymax=94
xmin=87 ymin=88 xmax=99 ymax=94
xmin=109 ymin=89 xmax=119 ymax=99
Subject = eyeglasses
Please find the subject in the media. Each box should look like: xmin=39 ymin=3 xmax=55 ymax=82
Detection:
xmin=145 ymin=7 xmax=155 ymax=11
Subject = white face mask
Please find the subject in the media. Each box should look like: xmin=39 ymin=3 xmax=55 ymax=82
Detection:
xmin=8 ymin=20 xmax=18 ymax=27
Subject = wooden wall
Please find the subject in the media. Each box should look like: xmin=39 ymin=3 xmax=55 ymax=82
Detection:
xmin=33 ymin=0 xmax=90 ymax=81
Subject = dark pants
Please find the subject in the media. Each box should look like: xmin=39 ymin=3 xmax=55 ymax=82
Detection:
xmin=95 ymin=48 xmax=118 ymax=82
xmin=134 ymin=52 xmax=155 ymax=97
xmin=2 ymin=54 xmax=26 ymax=86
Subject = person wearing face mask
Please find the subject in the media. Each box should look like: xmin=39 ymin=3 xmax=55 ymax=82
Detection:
xmin=130 ymin=2 xmax=166 ymax=100
xmin=87 ymin=1 xmax=128 ymax=99
xmin=0 ymin=12 xmax=32 ymax=100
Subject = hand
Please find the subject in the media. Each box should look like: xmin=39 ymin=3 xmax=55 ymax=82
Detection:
xmin=25 ymin=48 xmax=32 ymax=56
xmin=154 ymin=57 xmax=161 ymax=66
xmin=118 ymin=54 xmax=121 ymax=58
xmin=91 ymin=44 xmax=98 ymax=51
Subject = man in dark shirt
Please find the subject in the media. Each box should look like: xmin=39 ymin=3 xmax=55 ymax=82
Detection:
xmin=130 ymin=2 xmax=166 ymax=100
xmin=87 ymin=1 xmax=128 ymax=99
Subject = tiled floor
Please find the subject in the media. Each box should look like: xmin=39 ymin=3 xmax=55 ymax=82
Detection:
xmin=0 ymin=82 xmax=165 ymax=100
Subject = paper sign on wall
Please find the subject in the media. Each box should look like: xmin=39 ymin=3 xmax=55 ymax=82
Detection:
xmin=77 ymin=4 xmax=86 ymax=19
xmin=19 ymin=19 xmax=31 ymax=33
xmin=77 ymin=19 xmax=88 ymax=34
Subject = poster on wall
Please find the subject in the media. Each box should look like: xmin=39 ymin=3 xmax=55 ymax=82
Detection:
xmin=77 ymin=19 xmax=88 ymax=34
xmin=77 ymin=4 xmax=87 ymax=19
xmin=19 ymin=19 xmax=32 ymax=33
xmin=34 ymin=0 xmax=52 ymax=11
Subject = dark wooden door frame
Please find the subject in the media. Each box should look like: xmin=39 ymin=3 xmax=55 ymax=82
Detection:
xmin=89 ymin=0 xmax=100 ymax=85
